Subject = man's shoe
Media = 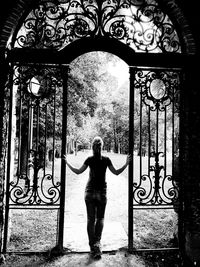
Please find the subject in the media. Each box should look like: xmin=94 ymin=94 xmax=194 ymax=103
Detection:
xmin=92 ymin=242 xmax=102 ymax=259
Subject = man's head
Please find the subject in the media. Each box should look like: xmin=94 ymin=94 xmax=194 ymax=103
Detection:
xmin=92 ymin=136 xmax=104 ymax=156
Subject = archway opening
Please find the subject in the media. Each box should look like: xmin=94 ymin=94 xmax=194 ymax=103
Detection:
xmin=63 ymin=51 xmax=130 ymax=252
xmin=61 ymin=51 xmax=180 ymax=252
xmin=3 ymin=51 xmax=180 ymax=254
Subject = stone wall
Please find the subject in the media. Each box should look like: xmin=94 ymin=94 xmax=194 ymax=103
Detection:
xmin=182 ymin=65 xmax=200 ymax=266
xmin=0 ymin=51 xmax=8 ymax=256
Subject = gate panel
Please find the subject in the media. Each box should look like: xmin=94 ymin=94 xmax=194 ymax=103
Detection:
xmin=3 ymin=64 xmax=67 ymax=252
xmin=10 ymin=65 xmax=63 ymax=206
xmin=129 ymin=67 xmax=181 ymax=250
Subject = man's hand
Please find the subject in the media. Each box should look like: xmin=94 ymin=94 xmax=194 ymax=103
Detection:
xmin=126 ymin=154 xmax=132 ymax=166
xmin=63 ymin=154 xmax=68 ymax=164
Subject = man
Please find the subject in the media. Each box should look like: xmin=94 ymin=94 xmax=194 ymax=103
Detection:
xmin=64 ymin=136 xmax=131 ymax=259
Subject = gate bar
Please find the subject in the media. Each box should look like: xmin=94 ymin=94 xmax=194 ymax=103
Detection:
xmin=3 ymin=65 xmax=14 ymax=253
xmin=57 ymin=65 xmax=69 ymax=251
xmin=128 ymin=67 xmax=135 ymax=251
xmin=178 ymin=70 xmax=185 ymax=259
xmin=7 ymin=47 xmax=196 ymax=68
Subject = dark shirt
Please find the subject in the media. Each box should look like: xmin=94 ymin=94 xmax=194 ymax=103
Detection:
xmin=84 ymin=155 xmax=112 ymax=192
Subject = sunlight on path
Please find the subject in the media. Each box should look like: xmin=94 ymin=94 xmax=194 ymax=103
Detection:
xmin=63 ymin=221 xmax=127 ymax=252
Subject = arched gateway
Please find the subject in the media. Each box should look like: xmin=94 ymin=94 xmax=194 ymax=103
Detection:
xmin=0 ymin=0 xmax=194 ymax=256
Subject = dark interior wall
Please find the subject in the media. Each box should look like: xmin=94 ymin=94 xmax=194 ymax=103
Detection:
xmin=176 ymin=0 xmax=200 ymax=49
xmin=176 ymin=3 xmax=200 ymax=264
xmin=182 ymin=64 xmax=200 ymax=265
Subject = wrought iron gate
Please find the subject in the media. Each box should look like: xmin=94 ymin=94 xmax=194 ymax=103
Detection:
xmin=128 ymin=67 xmax=181 ymax=252
xmin=3 ymin=63 xmax=68 ymax=252
xmin=3 ymin=62 xmax=182 ymax=254
xmin=2 ymin=0 xmax=184 ymax=255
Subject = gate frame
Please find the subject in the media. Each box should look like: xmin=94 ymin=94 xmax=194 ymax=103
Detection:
xmin=3 ymin=36 xmax=190 ymax=255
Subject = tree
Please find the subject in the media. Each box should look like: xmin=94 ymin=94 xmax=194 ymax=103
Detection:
xmin=66 ymin=52 xmax=113 ymax=150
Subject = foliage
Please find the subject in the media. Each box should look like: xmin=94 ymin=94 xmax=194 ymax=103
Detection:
xmin=94 ymin=76 xmax=129 ymax=153
xmin=66 ymin=52 xmax=106 ymax=146
xmin=15 ymin=52 xmax=180 ymax=157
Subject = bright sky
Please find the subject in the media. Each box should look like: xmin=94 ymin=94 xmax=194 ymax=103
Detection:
xmin=107 ymin=61 xmax=129 ymax=86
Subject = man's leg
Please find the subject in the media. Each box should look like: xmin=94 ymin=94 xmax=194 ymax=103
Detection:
xmin=95 ymin=192 xmax=107 ymax=243
xmin=95 ymin=212 xmax=106 ymax=244
xmin=85 ymin=194 xmax=96 ymax=251
xmin=93 ymin=193 xmax=107 ymax=257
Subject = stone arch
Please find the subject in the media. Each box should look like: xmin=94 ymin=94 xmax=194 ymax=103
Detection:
xmin=159 ymin=0 xmax=196 ymax=54
xmin=57 ymin=37 xmax=135 ymax=65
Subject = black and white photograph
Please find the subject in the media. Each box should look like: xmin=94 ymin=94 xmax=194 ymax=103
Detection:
xmin=0 ymin=1 xmax=199 ymax=266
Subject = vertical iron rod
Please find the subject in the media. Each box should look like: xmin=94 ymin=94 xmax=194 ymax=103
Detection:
xmin=172 ymin=78 xmax=175 ymax=185
xmin=128 ymin=67 xmax=135 ymax=251
xmin=178 ymin=70 xmax=185 ymax=258
xmin=57 ymin=65 xmax=68 ymax=251
xmin=52 ymin=85 xmax=56 ymax=179
xmin=17 ymin=84 xmax=22 ymax=176
xmin=44 ymin=104 xmax=48 ymax=176
xmin=3 ymin=64 xmax=14 ymax=253
xmin=164 ymin=107 xmax=167 ymax=178
xmin=148 ymin=106 xmax=151 ymax=177
xmin=33 ymin=101 xmax=40 ymax=193
xmin=139 ymin=80 xmax=142 ymax=178
xmin=156 ymin=108 xmax=159 ymax=155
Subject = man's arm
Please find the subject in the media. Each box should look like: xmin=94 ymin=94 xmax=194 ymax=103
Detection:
xmin=108 ymin=155 xmax=131 ymax=175
xmin=63 ymin=155 xmax=88 ymax=174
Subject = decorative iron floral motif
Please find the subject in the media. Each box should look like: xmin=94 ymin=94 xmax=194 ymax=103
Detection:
xmin=13 ymin=0 xmax=181 ymax=53
xmin=133 ymin=152 xmax=179 ymax=205
xmin=134 ymin=70 xmax=180 ymax=111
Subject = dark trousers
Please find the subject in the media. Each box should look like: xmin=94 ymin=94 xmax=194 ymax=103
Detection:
xmin=85 ymin=190 xmax=107 ymax=248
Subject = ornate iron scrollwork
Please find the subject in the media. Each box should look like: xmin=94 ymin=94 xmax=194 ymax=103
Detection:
xmin=133 ymin=152 xmax=179 ymax=205
xmin=12 ymin=0 xmax=181 ymax=53
xmin=133 ymin=69 xmax=180 ymax=206
xmin=9 ymin=148 xmax=61 ymax=205
xmin=134 ymin=70 xmax=179 ymax=111
xmin=9 ymin=65 xmax=62 ymax=205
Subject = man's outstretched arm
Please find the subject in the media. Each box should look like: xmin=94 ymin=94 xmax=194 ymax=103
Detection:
xmin=108 ymin=154 xmax=131 ymax=175
xmin=63 ymin=155 xmax=88 ymax=174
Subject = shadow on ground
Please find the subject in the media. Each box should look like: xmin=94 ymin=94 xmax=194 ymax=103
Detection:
xmin=1 ymin=249 xmax=181 ymax=267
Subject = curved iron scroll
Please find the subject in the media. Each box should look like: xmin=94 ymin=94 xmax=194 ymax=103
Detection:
xmin=132 ymin=68 xmax=180 ymax=207
xmin=12 ymin=0 xmax=181 ymax=53
xmin=133 ymin=152 xmax=179 ymax=205
xmin=9 ymin=150 xmax=61 ymax=205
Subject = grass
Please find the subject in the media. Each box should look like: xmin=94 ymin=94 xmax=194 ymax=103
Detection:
xmin=133 ymin=209 xmax=178 ymax=249
xmin=8 ymin=209 xmax=58 ymax=252
xmin=6 ymin=151 xmax=178 ymax=253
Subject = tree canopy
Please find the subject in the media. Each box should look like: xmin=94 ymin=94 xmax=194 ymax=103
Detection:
xmin=67 ymin=52 xmax=130 ymax=153
xmin=16 ymin=51 xmax=180 ymax=159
